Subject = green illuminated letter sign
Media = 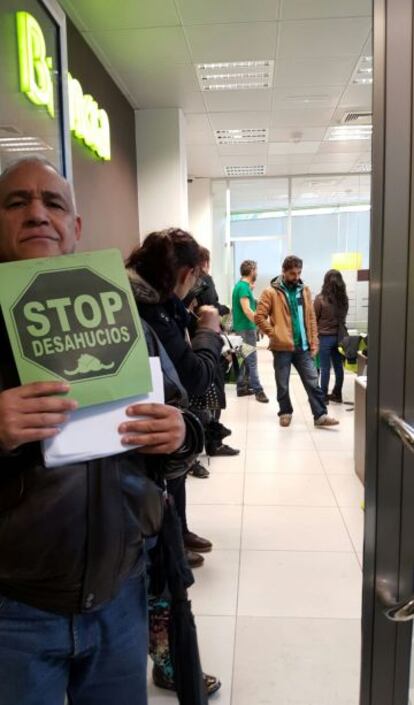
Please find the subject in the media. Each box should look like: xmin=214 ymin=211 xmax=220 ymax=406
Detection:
xmin=68 ymin=76 xmax=111 ymax=160
xmin=16 ymin=11 xmax=54 ymax=117
xmin=16 ymin=12 xmax=111 ymax=161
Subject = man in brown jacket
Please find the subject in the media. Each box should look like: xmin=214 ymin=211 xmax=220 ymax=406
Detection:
xmin=255 ymin=255 xmax=339 ymax=428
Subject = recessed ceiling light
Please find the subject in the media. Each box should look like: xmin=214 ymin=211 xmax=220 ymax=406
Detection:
xmin=351 ymin=161 xmax=372 ymax=173
xmin=215 ymin=128 xmax=268 ymax=145
xmin=0 ymin=136 xmax=53 ymax=152
xmin=352 ymin=55 xmax=373 ymax=85
xmin=325 ymin=125 xmax=372 ymax=141
xmin=196 ymin=61 xmax=274 ymax=91
xmin=225 ymin=165 xmax=266 ymax=177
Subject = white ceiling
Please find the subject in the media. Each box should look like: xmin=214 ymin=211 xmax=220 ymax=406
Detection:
xmin=59 ymin=0 xmax=372 ymax=181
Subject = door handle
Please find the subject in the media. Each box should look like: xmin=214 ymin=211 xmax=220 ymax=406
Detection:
xmin=383 ymin=595 xmax=414 ymax=622
xmin=382 ymin=411 xmax=414 ymax=453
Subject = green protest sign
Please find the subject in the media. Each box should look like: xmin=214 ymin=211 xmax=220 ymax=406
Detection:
xmin=0 ymin=249 xmax=151 ymax=408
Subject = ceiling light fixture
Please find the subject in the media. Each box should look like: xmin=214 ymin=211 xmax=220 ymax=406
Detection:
xmin=352 ymin=55 xmax=373 ymax=85
xmin=215 ymin=128 xmax=269 ymax=145
xmin=325 ymin=125 xmax=372 ymax=141
xmin=196 ymin=60 xmax=274 ymax=91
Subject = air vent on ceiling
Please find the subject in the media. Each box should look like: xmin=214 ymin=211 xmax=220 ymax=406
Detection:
xmin=342 ymin=111 xmax=372 ymax=125
xmin=215 ymin=128 xmax=268 ymax=145
xmin=225 ymin=165 xmax=266 ymax=177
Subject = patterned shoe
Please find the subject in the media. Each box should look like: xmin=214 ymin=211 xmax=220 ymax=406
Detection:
xmin=153 ymin=665 xmax=222 ymax=696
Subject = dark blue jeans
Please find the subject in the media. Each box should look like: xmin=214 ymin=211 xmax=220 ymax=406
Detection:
xmin=0 ymin=573 xmax=148 ymax=705
xmin=319 ymin=334 xmax=344 ymax=397
xmin=236 ymin=328 xmax=263 ymax=394
xmin=272 ymin=349 xmax=327 ymax=420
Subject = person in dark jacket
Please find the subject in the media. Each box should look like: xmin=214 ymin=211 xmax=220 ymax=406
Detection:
xmin=0 ymin=158 xmax=203 ymax=705
xmin=183 ymin=246 xmax=238 ymax=473
xmin=196 ymin=246 xmax=230 ymax=317
xmin=127 ymin=229 xmax=223 ymax=564
xmin=314 ymin=269 xmax=349 ymax=403
xmin=126 ymin=228 xmax=223 ymax=696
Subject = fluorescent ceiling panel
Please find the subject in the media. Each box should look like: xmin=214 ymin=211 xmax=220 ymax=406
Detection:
xmin=196 ymin=60 xmax=274 ymax=91
xmin=352 ymin=55 xmax=373 ymax=85
xmin=325 ymin=125 xmax=372 ymax=141
xmin=215 ymin=128 xmax=269 ymax=144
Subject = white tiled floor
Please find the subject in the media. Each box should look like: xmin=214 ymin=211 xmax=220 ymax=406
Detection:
xmin=148 ymin=349 xmax=364 ymax=704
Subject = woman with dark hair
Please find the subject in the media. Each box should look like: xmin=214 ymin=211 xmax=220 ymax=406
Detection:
xmin=126 ymin=228 xmax=223 ymax=697
xmin=314 ymin=269 xmax=349 ymax=403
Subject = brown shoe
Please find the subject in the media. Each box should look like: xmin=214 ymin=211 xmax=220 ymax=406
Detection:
xmin=186 ymin=549 xmax=204 ymax=568
xmin=255 ymin=391 xmax=269 ymax=403
xmin=279 ymin=414 xmax=292 ymax=427
xmin=184 ymin=531 xmax=213 ymax=553
xmin=314 ymin=414 xmax=340 ymax=427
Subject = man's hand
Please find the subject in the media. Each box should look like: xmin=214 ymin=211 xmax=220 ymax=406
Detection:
xmin=197 ymin=305 xmax=221 ymax=333
xmin=0 ymin=382 xmax=78 ymax=452
xmin=119 ymin=403 xmax=186 ymax=454
xmin=310 ymin=347 xmax=319 ymax=358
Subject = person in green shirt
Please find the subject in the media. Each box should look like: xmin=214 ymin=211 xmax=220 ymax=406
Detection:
xmin=232 ymin=260 xmax=268 ymax=403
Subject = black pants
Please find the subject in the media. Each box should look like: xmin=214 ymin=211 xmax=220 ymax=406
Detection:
xmin=167 ymin=474 xmax=189 ymax=535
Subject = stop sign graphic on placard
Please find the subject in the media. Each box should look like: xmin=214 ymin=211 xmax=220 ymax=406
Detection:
xmin=12 ymin=268 xmax=139 ymax=383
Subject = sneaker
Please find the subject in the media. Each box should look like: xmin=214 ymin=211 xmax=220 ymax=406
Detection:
xmin=189 ymin=460 xmax=210 ymax=478
xmin=184 ymin=531 xmax=213 ymax=553
xmin=314 ymin=414 xmax=340 ymax=427
xmin=185 ymin=549 xmax=204 ymax=568
xmin=255 ymin=391 xmax=269 ymax=403
xmin=279 ymin=414 xmax=292 ymax=427
xmin=153 ymin=664 xmax=222 ymax=696
xmin=207 ymin=443 xmax=240 ymax=457
xmin=237 ymin=388 xmax=254 ymax=397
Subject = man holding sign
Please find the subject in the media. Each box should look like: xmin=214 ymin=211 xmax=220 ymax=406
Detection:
xmin=0 ymin=158 xmax=201 ymax=705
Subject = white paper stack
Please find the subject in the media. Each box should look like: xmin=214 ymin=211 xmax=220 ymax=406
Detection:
xmin=43 ymin=358 xmax=164 ymax=467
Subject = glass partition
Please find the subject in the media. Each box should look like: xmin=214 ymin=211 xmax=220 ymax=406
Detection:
xmin=212 ymin=173 xmax=371 ymax=331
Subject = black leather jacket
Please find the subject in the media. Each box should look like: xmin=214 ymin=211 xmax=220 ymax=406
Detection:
xmin=0 ymin=320 xmax=203 ymax=614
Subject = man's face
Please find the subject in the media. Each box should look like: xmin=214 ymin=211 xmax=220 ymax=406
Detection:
xmin=0 ymin=162 xmax=81 ymax=262
xmin=251 ymin=268 xmax=257 ymax=283
xmin=283 ymin=266 xmax=302 ymax=285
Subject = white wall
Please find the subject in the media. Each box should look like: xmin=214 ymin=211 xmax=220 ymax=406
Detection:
xmin=188 ymin=178 xmax=213 ymax=251
xmin=135 ymin=108 xmax=188 ymax=238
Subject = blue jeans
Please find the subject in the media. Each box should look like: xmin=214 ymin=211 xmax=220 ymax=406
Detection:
xmin=318 ymin=335 xmax=344 ymax=397
xmin=236 ymin=329 xmax=263 ymax=394
xmin=272 ymin=349 xmax=327 ymax=420
xmin=0 ymin=573 xmax=148 ymax=705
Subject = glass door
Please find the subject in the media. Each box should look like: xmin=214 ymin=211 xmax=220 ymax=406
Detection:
xmin=360 ymin=0 xmax=414 ymax=702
